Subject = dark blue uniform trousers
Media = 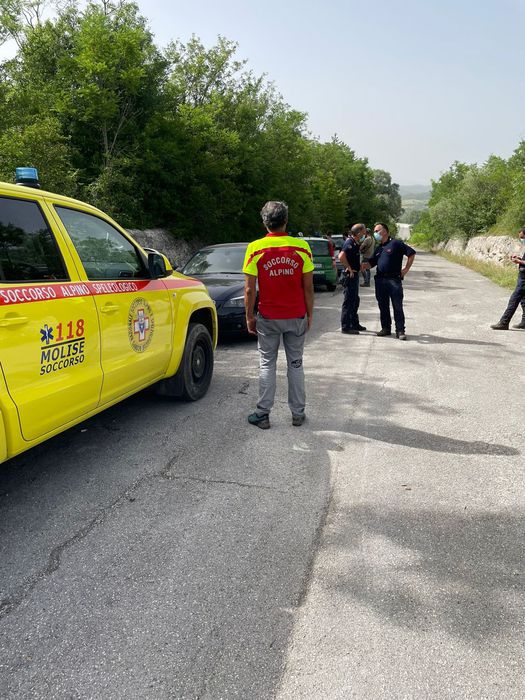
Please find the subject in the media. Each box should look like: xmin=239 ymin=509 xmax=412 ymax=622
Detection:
xmin=375 ymin=277 xmax=405 ymax=333
xmin=341 ymin=274 xmax=360 ymax=330
xmin=500 ymin=276 xmax=525 ymax=325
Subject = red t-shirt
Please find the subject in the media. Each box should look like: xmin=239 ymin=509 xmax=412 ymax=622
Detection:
xmin=242 ymin=234 xmax=314 ymax=319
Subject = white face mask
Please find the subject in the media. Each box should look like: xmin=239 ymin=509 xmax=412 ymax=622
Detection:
xmin=373 ymin=231 xmax=382 ymax=242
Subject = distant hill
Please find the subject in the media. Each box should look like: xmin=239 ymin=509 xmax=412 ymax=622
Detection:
xmin=399 ymin=184 xmax=430 ymax=225
xmin=399 ymin=184 xmax=430 ymax=198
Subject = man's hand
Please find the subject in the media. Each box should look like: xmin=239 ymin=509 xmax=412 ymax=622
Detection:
xmin=244 ymin=274 xmax=257 ymax=334
xmin=346 ymin=269 xmax=354 ymax=278
xmin=361 ymin=262 xmax=370 ymax=271
xmin=307 ymin=314 xmax=313 ymax=331
xmin=401 ymin=266 xmax=409 ymax=278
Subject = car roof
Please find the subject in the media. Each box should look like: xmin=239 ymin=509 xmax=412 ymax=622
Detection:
xmin=199 ymin=242 xmax=249 ymax=250
xmin=302 ymin=237 xmax=330 ymax=243
xmin=0 ymin=180 xmax=106 ymax=217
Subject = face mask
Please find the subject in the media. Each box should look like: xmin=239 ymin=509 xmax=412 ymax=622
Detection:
xmin=520 ymin=239 xmax=525 ymax=246
xmin=374 ymin=232 xmax=382 ymax=242
xmin=359 ymin=235 xmax=365 ymax=243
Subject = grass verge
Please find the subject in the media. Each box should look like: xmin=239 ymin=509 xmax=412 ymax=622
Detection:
xmin=435 ymin=250 xmax=517 ymax=290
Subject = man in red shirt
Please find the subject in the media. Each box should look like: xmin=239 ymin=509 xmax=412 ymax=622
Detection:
xmin=243 ymin=201 xmax=314 ymax=429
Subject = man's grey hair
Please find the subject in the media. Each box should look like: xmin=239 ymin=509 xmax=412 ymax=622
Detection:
xmin=261 ymin=201 xmax=289 ymax=231
xmin=351 ymin=223 xmax=366 ymax=236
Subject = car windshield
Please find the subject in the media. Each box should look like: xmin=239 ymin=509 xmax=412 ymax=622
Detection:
xmin=183 ymin=246 xmax=247 ymax=275
xmin=307 ymin=239 xmax=331 ymax=256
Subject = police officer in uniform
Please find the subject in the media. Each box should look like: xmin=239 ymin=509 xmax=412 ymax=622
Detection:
xmin=362 ymin=222 xmax=416 ymax=340
xmin=339 ymin=223 xmax=367 ymax=334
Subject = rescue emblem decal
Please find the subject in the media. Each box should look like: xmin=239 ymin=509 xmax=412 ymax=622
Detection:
xmin=128 ymin=298 xmax=154 ymax=353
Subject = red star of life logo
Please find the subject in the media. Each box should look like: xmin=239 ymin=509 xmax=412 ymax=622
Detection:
xmin=133 ymin=308 xmax=150 ymax=342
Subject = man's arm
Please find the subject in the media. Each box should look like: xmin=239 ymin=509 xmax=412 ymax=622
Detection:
xmin=244 ymin=274 xmax=257 ymax=335
xmin=338 ymin=250 xmax=354 ymax=277
xmin=401 ymin=253 xmax=416 ymax=278
xmin=303 ymin=271 xmax=314 ymax=330
xmin=511 ymin=255 xmax=525 ymax=266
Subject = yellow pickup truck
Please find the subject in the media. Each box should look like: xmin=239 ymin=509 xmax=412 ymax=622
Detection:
xmin=0 ymin=177 xmax=217 ymax=465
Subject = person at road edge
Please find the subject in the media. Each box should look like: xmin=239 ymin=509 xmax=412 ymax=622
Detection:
xmin=360 ymin=227 xmax=375 ymax=287
xmin=362 ymin=222 xmax=416 ymax=340
xmin=491 ymin=227 xmax=525 ymax=330
xmin=243 ymin=201 xmax=315 ymax=429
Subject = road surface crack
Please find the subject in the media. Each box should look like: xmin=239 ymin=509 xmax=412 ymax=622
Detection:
xmin=164 ymin=473 xmax=288 ymax=494
xmin=0 ymin=464 xmax=165 ymax=622
xmin=0 ymin=432 xmax=285 ymax=622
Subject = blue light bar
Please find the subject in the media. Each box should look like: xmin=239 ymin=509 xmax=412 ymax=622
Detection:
xmin=15 ymin=167 xmax=41 ymax=189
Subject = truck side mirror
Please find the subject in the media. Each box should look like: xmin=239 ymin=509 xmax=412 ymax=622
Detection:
xmin=148 ymin=252 xmax=168 ymax=279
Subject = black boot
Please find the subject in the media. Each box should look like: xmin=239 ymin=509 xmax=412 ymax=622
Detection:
xmin=512 ymin=321 xmax=525 ymax=329
xmin=490 ymin=322 xmax=509 ymax=330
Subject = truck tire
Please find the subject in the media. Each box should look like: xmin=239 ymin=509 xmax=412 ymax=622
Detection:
xmin=157 ymin=323 xmax=214 ymax=400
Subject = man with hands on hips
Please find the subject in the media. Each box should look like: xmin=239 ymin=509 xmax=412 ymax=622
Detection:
xmin=361 ymin=222 xmax=416 ymax=341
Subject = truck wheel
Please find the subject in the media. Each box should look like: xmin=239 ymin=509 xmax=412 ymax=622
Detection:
xmin=157 ymin=323 xmax=214 ymax=400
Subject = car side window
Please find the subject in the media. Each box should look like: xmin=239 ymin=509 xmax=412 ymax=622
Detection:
xmin=0 ymin=196 xmax=68 ymax=282
xmin=55 ymin=206 xmax=148 ymax=281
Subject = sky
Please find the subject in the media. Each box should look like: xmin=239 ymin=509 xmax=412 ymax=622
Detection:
xmin=2 ymin=0 xmax=525 ymax=186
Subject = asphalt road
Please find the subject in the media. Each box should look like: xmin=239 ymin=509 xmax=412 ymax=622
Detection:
xmin=1 ymin=252 xmax=524 ymax=699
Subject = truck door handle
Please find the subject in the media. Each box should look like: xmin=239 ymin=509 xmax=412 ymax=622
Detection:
xmin=0 ymin=315 xmax=29 ymax=327
xmin=100 ymin=304 xmax=120 ymax=314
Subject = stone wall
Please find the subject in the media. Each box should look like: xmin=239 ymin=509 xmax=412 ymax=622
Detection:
xmin=128 ymin=229 xmax=206 ymax=269
xmin=437 ymin=235 xmax=522 ymax=266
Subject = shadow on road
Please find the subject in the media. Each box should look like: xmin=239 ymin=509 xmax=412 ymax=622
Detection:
xmin=328 ymin=503 xmax=525 ymax=643
xmin=345 ymin=419 xmax=519 ymax=456
xmin=412 ymin=334 xmax=504 ymax=347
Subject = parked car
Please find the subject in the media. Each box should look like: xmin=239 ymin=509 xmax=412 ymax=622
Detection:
xmin=181 ymin=243 xmax=253 ymax=334
xmin=0 ymin=175 xmax=217 ymax=465
xmin=302 ymin=237 xmax=337 ymax=291
xmin=330 ymin=235 xmax=346 ymax=280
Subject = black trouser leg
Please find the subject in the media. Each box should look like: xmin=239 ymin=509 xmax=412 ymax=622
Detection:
xmin=341 ymin=275 xmax=360 ymax=329
xmin=389 ymin=279 xmax=406 ymax=333
xmin=500 ymin=278 xmax=525 ymax=325
xmin=375 ymin=278 xmax=391 ymax=330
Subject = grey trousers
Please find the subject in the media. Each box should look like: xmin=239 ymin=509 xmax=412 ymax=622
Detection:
xmin=256 ymin=314 xmax=308 ymax=417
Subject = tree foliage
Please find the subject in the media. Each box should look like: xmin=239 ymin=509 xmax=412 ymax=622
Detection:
xmin=0 ymin=0 xmax=400 ymax=239
xmin=412 ymin=149 xmax=525 ymax=245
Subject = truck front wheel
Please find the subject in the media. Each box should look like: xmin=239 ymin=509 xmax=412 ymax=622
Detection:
xmin=157 ymin=323 xmax=214 ymax=400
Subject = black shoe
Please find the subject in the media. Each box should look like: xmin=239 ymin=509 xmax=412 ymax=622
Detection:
xmin=396 ymin=331 xmax=407 ymax=340
xmin=248 ymin=412 xmax=270 ymax=429
xmin=490 ymin=322 xmax=509 ymax=330
xmin=342 ymin=328 xmax=359 ymax=334
xmin=512 ymin=322 xmax=525 ymax=329
xmin=360 ymin=283 xmax=370 ymax=287
xmin=292 ymin=414 xmax=306 ymax=426
xmin=376 ymin=329 xmax=392 ymax=337
xmin=356 ymin=324 xmax=367 ymax=331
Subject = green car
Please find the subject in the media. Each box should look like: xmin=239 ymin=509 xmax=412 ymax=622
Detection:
xmin=303 ymin=237 xmax=338 ymax=291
